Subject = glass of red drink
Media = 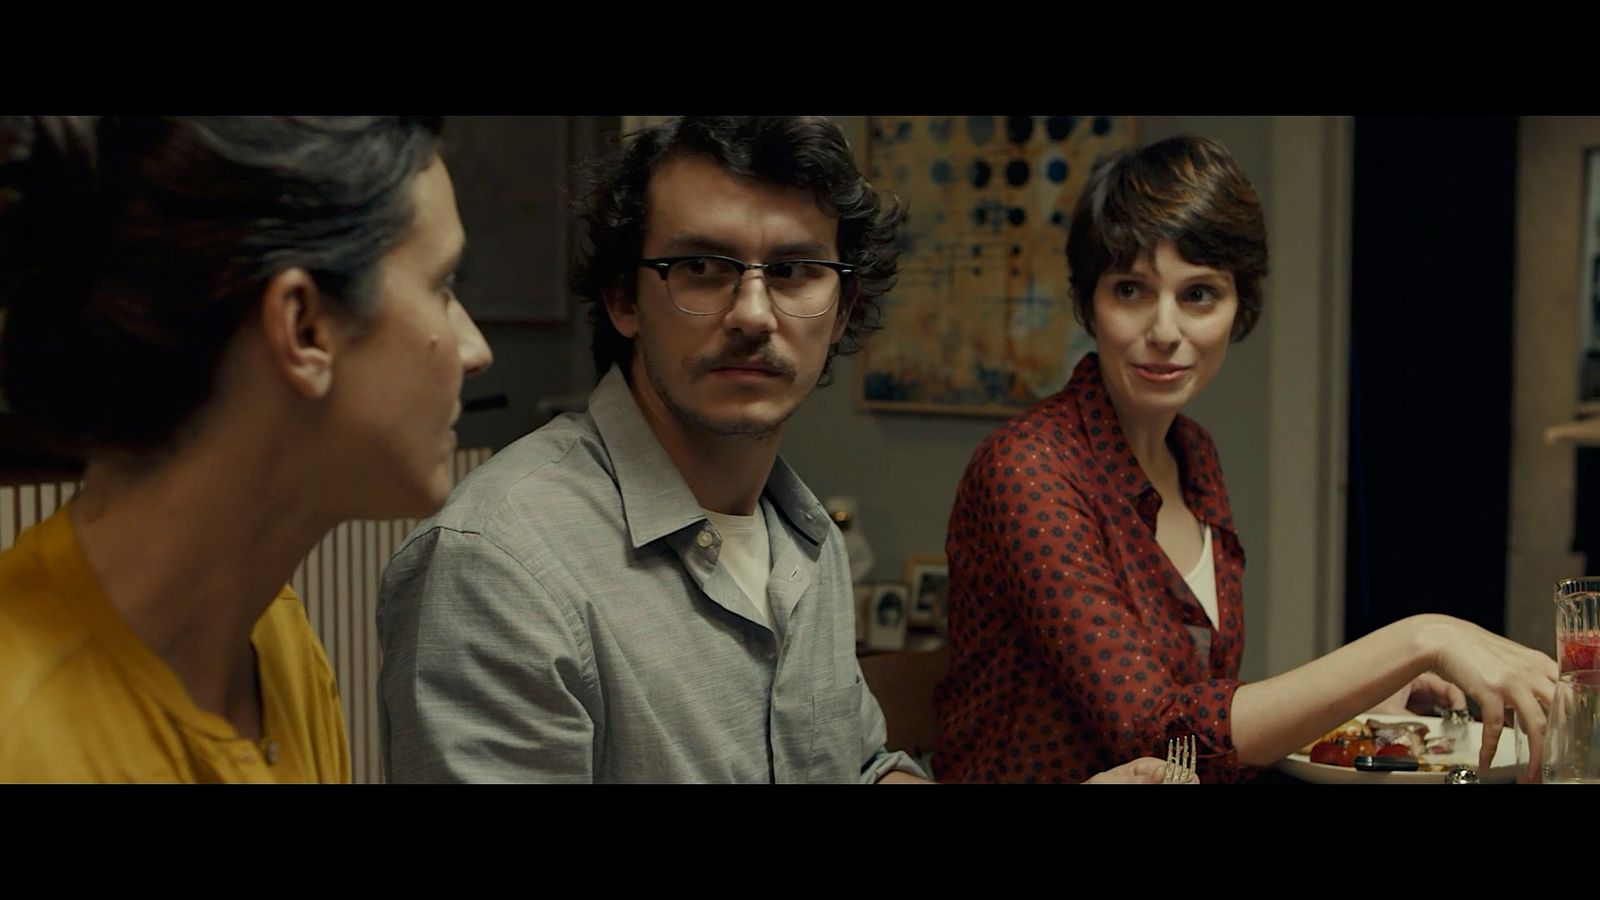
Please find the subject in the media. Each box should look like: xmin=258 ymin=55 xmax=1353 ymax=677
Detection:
xmin=1554 ymin=577 xmax=1600 ymax=673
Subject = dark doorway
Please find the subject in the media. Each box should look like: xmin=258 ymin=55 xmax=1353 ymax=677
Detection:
xmin=1345 ymin=116 xmax=1519 ymax=640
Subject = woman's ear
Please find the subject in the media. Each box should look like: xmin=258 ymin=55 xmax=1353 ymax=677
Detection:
xmin=258 ymin=268 xmax=340 ymax=399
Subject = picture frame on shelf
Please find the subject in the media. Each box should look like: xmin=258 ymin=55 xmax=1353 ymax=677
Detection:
xmin=864 ymin=581 xmax=911 ymax=653
xmin=904 ymin=554 xmax=949 ymax=633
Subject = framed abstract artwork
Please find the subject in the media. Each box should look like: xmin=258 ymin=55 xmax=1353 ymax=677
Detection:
xmin=858 ymin=115 xmax=1136 ymax=416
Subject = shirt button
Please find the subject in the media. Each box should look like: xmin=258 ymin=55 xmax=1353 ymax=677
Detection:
xmin=696 ymin=531 xmax=713 ymax=548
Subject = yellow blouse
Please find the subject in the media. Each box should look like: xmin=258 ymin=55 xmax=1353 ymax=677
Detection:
xmin=0 ymin=506 xmax=350 ymax=782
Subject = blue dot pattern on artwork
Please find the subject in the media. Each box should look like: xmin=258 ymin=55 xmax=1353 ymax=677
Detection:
xmin=1008 ymin=207 xmax=1026 ymax=227
xmin=1093 ymin=116 xmax=1112 ymax=136
xmin=970 ymin=200 xmax=1005 ymax=234
xmin=929 ymin=117 xmax=954 ymax=143
xmin=896 ymin=120 xmax=914 ymax=140
xmin=1006 ymin=116 xmax=1034 ymax=144
xmin=931 ymin=159 xmax=953 ymax=185
xmin=1047 ymin=116 xmax=1077 ymax=141
xmin=862 ymin=371 xmax=915 ymax=402
xmin=971 ymin=361 xmax=1014 ymax=401
xmin=969 ymin=159 xmax=993 ymax=189
xmin=1047 ymin=159 xmax=1068 ymax=183
xmin=967 ymin=116 xmax=995 ymax=145
xmin=1006 ymin=160 xmax=1030 ymax=187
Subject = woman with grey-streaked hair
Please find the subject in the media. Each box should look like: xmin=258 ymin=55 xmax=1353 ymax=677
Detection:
xmin=0 ymin=116 xmax=492 ymax=782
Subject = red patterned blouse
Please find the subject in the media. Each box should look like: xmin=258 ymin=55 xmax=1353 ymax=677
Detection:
xmin=934 ymin=353 xmax=1254 ymax=784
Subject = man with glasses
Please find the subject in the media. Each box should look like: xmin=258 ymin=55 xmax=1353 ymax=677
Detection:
xmin=374 ymin=116 xmax=932 ymax=782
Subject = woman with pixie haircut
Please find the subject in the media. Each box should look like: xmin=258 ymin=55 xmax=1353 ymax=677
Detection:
xmin=935 ymin=134 xmax=1556 ymax=784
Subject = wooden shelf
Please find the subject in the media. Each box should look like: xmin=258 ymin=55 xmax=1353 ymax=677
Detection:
xmin=1546 ymin=417 xmax=1600 ymax=446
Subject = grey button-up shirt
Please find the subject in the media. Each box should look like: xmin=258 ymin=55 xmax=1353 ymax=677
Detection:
xmin=377 ymin=367 xmax=924 ymax=783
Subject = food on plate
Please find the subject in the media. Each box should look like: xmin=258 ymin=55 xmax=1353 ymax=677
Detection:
xmin=1369 ymin=722 xmax=1429 ymax=759
xmin=1369 ymin=720 xmax=1428 ymax=744
xmin=1297 ymin=719 xmax=1372 ymax=756
xmin=1423 ymin=735 xmax=1456 ymax=755
xmin=1309 ymin=740 xmax=1354 ymax=767
xmin=1345 ymin=738 xmax=1378 ymax=760
xmin=1294 ymin=716 xmax=1459 ymax=772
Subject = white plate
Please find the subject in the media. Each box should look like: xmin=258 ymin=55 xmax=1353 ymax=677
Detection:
xmin=1275 ymin=713 xmax=1525 ymax=784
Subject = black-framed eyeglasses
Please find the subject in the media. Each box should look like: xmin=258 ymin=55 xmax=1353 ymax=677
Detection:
xmin=639 ymin=255 xmax=855 ymax=318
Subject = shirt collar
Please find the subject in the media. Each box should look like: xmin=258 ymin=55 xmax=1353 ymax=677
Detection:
xmin=1067 ymin=353 xmax=1231 ymax=525
xmin=587 ymin=365 xmax=834 ymax=549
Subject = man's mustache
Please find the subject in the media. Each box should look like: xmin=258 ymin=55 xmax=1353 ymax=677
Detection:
xmin=689 ymin=342 xmax=797 ymax=381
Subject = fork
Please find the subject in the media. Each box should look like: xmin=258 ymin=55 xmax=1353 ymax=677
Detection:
xmin=1162 ymin=734 xmax=1197 ymax=784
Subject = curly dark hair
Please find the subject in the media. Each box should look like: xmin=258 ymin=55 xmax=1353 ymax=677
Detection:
xmin=1065 ymin=134 xmax=1268 ymax=342
xmin=569 ymin=116 xmax=904 ymax=386
xmin=0 ymin=115 xmax=444 ymax=455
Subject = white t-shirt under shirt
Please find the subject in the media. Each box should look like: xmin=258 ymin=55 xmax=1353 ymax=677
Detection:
xmin=702 ymin=501 xmax=774 ymax=631
xmin=1181 ymin=523 xmax=1219 ymax=630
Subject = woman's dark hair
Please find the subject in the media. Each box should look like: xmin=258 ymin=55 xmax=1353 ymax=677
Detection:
xmin=1065 ymin=134 xmax=1268 ymax=342
xmin=569 ymin=116 xmax=904 ymax=385
xmin=0 ymin=115 xmax=444 ymax=454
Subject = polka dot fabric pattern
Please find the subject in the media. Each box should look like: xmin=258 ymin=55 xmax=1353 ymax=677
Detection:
xmin=934 ymin=353 xmax=1254 ymax=784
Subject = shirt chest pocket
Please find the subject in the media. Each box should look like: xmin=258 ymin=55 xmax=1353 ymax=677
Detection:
xmin=805 ymin=677 xmax=863 ymax=782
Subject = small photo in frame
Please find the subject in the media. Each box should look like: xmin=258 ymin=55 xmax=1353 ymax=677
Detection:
xmin=865 ymin=581 xmax=911 ymax=652
xmin=853 ymin=583 xmax=875 ymax=646
xmin=904 ymin=554 xmax=949 ymax=632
